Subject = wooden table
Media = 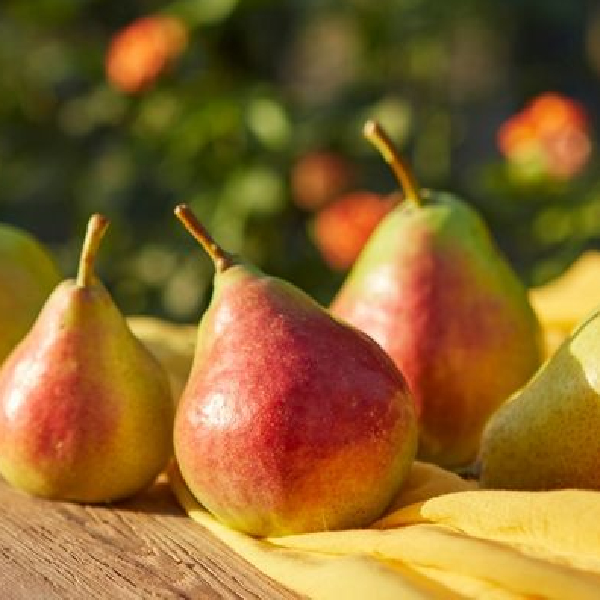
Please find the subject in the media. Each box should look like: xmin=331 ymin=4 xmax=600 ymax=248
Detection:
xmin=0 ymin=477 xmax=300 ymax=599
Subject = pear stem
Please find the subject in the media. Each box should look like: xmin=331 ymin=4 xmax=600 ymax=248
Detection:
xmin=76 ymin=214 xmax=110 ymax=288
xmin=174 ymin=204 xmax=236 ymax=273
xmin=363 ymin=120 xmax=421 ymax=206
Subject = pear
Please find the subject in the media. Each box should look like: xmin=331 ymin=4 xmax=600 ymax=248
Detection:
xmin=173 ymin=205 xmax=417 ymax=537
xmin=331 ymin=121 xmax=543 ymax=468
xmin=0 ymin=223 xmax=61 ymax=363
xmin=0 ymin=215 xmax=174 ymax=503
xmin=479 ymin=308 xmax=600 ymax=490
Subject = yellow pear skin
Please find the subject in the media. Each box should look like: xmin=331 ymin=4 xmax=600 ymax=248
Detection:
xmin=479 ymin=308 xmax=600 ymax=490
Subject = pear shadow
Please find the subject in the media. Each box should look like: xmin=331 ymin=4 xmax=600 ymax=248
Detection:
xmin=0 ymin=474 xmax=181 ymax=515
xmin=112 ymin=475 xmax=188 ymax=517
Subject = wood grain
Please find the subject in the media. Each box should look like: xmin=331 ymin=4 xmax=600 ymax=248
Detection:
xmin=0 ymin=476 xmax=301 ymax=599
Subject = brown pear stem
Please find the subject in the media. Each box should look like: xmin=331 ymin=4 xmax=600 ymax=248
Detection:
xmin=76 ymin=214 xmax=110 ymax=288
xmin=363 ymin=120 xmax=421 ymax=206
xmin=174 ymin=204 xmax=236 ymax=273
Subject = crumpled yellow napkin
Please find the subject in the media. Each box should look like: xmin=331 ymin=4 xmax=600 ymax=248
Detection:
xmin=169 ymin=461 xmax=600 ymax=600
xmin=528 ymin=250 xmax=600 ymax=357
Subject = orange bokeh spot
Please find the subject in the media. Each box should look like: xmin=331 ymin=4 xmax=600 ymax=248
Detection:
xmin=497 ymin=92 xmax=591 ymax=179
xmin=527 ymin=92 xmax=588 ymax=136
xmin=497 ymin=114 xmax=537 ymax=156
xmin=106 ymin=15 xmax=188 ymax=94
xmin=313 ymin=192 xmax=396 ymax=270
xmin=291 ymin=151 xmax=355 ymax=211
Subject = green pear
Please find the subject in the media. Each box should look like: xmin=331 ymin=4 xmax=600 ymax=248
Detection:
xmin=331 ymin=121 xmax=543 ymax=468
xmin=173 ymin=205 xmax=418 ymax=537
xmin=0 ymin=215 xmax=174 ymax=503
xmin=0 ymin=223 xmax=61 ymax=363
xmin=480 ymin=309 xmax=600 ymax=490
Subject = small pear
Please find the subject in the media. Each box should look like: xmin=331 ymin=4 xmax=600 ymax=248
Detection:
xmin=331 ymin=121 xmax=543 ymax=468
xmin=480 ymin=308 xmax=600 ymax=490
xmin=0 ymin=215 xmax=174 ymax=503
xmin=0 ymin=223 xmax=61 ymax=363
xmin=173 ymin=205 xmax=417 ymax=537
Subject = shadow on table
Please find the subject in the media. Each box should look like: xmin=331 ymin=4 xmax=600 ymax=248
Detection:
xmin=114 ymin=474 xmax=188 ymax=517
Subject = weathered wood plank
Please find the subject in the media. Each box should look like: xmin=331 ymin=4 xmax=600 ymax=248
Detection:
xmin=0 ymin=477 xmax=300 ymax=599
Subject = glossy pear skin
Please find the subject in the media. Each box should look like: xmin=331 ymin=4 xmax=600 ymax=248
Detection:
xmin=480 ymin=310 xmax=600 ymax=490
xmin=175 ymin=265 xmax=417 ymax=537
xmin=0 ymin=278 xmax=174 ymax=502
xmin=0 ymin=224 xmax=60 ymax=363
xmin=331 ymin=192 xmax=542 ymax=468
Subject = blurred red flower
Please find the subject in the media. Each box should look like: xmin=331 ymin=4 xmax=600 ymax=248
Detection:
xmin=312 ymin=191 xmax=396 ymax=270
xmin=497 ymin=92 xmax=592 ymax=180
xmin=106 ymin=15 xmax=188 ymax=94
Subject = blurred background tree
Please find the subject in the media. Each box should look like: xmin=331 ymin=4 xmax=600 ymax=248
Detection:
xmin=0 ymin=0 xmax=599 ymax=322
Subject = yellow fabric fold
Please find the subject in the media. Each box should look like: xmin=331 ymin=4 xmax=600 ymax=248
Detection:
xmin=169 ymin=461 xmax=600 ymax=600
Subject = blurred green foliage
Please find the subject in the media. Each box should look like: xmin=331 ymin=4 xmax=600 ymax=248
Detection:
xmin=1 ymin=0 xmax=599 ymax=321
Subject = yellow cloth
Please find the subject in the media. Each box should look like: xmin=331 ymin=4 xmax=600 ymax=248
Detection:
xmin=169 ymin=461 xmax=600 ymax=599
xmin=528 ymin=250 xmax=600 ymax=357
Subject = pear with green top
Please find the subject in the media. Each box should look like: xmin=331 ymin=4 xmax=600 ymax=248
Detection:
xmin=0 ymin=214 xmax=174 ymax=502
xmin=173 ymin=204 xmax=417 ymax=537
xmin=331 ymin=121 xmax=543 ymax=468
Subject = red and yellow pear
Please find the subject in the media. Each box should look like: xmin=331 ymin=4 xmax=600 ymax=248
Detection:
xmin=173 ymin=204 xmax=417 ymax=537
xmin=0 ymin=215 xmax=174 ymax=502
xmin=331 ymin=121 xmax=543 ymax=468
